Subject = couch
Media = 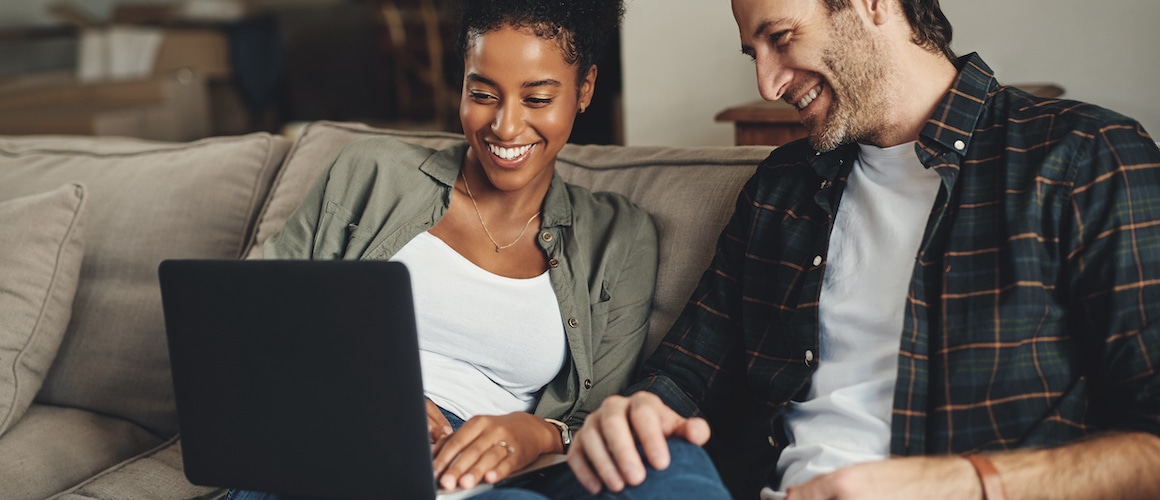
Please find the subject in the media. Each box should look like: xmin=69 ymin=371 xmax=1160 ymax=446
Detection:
xmin=0 ymin=121 xmax=772 ymax=499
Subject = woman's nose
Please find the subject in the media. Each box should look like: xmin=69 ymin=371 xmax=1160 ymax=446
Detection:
xmin=492 ymin=102 xmax=524 ymax=139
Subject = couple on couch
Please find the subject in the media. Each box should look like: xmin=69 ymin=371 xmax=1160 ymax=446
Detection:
xmin=237 ymin=0 xmax=1160 ymax=498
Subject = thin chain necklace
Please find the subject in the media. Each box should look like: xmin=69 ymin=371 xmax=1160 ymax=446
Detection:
xmin=459 ymin=170 xmax=541 ymax=252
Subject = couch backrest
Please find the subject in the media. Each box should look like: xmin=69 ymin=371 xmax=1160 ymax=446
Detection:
xmin=247 ymin=121 xmax=769 ymax=353
xmin=0 ymin=133 xmax=289 ymax=437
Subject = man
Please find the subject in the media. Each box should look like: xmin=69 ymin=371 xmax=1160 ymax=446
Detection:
xmin=566 ymin=0 xmax=1160 ymax=498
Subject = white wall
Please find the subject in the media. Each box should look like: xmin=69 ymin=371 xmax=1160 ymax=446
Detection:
xmin=621 ymin=0 xmax=1160 ymax=147
xmin=621 ymin=0 xmax=760 ymax=147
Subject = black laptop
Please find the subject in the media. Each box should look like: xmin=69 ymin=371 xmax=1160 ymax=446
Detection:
xmin=159 ymin=259 xmax=436 ymax=499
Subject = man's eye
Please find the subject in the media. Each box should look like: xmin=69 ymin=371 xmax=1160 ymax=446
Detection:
xmin=771 ymin=30 xmax=790 ymax=46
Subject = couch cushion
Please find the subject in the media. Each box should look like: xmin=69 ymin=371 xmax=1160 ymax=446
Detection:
xmin=248 ymin=121 xmax=770 ymax=353
xmin=0 ymin=403 xmax=164 ymax=500
xmin=0 ymin=133 xmax=290 ymax=437
xmin=552 ymin=145 xmax=768 ymax=352
xmin=0 ymin=184 xmax=87 ymax=437
xmin=50 ymin=435 xmax=220 ymax=500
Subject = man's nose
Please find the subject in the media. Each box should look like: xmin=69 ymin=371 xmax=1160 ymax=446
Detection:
xmin=756 ymin=54 xmax=793 ymax=102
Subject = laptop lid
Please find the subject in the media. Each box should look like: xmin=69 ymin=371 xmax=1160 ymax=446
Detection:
xmin=159 ymin=259 xmax=435 ymax=499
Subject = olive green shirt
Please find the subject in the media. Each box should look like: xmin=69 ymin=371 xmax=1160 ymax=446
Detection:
xmin=265 ymin=137 xmax=658 ymax=429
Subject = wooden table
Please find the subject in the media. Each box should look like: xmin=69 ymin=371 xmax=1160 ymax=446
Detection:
xmin=714 ymin=83 xmax=1064 ymax=147
xmin=714 ymin=99 xmax=806 ymax=146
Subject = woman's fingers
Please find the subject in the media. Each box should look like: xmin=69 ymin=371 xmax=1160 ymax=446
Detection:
xmin=433 ymin=413 xmax=545 ymax=490
xmin=426 ymin=399 xmax=454 ymax=443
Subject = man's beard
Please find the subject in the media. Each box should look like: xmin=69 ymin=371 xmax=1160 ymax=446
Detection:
xmin=806 ymin=10 xmax=891 ymax=152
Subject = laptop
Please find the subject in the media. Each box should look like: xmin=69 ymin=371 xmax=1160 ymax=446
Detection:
xmin=159 ymin=259 xmax=566 ymax=500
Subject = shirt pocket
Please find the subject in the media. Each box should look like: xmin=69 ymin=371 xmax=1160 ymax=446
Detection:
xmin=589 ymin=280 xmax=614 ymax=333
xmin=324 ymin=200 xmax=374 ymax=241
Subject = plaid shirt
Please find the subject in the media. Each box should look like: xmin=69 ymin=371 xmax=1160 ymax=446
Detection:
xmin=632 ymin=53 xmax=1160 ymax=488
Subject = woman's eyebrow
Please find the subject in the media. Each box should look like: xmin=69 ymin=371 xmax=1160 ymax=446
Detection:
xmin=466 ymin=73 xmax=562 ymax=89
xmin=524 ymin=79 xmax=562 ymax=88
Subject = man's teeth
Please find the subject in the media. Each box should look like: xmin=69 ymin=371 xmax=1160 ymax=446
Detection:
xmin=796 ymin=86 xmax=821 ymax=110
xmin=488 ymin=143 xmax=533 ymax=160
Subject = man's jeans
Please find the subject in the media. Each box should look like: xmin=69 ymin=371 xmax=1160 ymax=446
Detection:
xmin=470 ymin=437 xmax=730 ymax=499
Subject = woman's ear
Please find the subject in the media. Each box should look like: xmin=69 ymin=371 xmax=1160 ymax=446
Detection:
xmin=580 ymin=64 xmax=598 ymax=113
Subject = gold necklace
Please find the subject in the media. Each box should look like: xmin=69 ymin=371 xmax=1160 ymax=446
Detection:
xmin=460 ymin=170 xmax=541 ymax=252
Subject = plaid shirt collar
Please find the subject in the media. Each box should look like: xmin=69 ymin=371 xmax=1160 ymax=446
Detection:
xmin=806 ymin=52 xmax=998 ymax=215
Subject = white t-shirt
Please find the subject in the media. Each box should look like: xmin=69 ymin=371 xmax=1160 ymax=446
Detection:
xmin=389 ymin=231 xmax=566 ymax=421
xmin=770 ymin=142 xmax=942 ymax=494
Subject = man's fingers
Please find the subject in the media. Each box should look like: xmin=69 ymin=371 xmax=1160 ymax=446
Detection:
xmin=572 ymin=424 xmax=626 ymax=492
xmin=626 ymin=398 xmax=672 ymax=476
xmin=673 ymin=416 xmax=711 ymax=446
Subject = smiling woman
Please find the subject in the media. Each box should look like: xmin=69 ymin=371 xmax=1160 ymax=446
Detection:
xmin=230 ymin=0 xmax=658 ymax=499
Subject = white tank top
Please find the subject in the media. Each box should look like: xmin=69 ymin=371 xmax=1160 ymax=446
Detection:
xmin=389 ymin=231 xmax=566 ymax=421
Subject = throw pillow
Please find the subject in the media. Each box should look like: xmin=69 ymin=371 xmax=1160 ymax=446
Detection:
xmin=0 ymin=183 xmax=87 ymax=436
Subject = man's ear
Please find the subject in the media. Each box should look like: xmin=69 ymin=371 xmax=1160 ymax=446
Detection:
xmin=856 ymin=0 xmax=894 ymax=26
xmin=580 ymin=64 xmax=598 ymax=110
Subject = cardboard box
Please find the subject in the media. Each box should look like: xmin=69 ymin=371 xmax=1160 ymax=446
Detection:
xmin=0 ymin=70 xmax=210 ymax=141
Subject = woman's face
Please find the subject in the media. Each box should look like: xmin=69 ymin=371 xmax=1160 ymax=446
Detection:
xmin=460 ymin=25 xmax=595 ymax=193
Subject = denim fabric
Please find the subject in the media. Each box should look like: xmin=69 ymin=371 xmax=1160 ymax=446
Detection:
xmin=471 ymin=438 xmax=729 ymax=499
xmin=441 ymin=406 xmax=466 ymax=430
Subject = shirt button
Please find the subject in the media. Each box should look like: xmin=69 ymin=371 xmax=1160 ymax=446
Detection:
xmin=954 ymin=140 xmax=966 ymax=150
xmin=541 ymin=231 xmax=553 ymax=242
xmin=819 ymin=180 xmax=830 ymax=190
xmin=548 ymin=258 xmax=560 ymax=268
xmin=768 ymin=435 xmax=776 ymax=446
xmin=812 ymin=255 xmax=822 ymax=267
xmin=567 ymin=317 xmax=579 ymax=328
xmin=584 ymin=379 xmax=593 ymax=390
xmin=805 ymin=350 xmax=815 ymax=363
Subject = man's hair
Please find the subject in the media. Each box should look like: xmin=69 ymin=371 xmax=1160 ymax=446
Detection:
xmin=823 ymin=0 xmax=956 ymax=61
xmin=455 ymin=0 xmax=626 ymax=83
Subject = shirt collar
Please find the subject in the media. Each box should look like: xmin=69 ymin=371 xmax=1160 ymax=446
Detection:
xmin=916 ymin=52 xmax=999 ymax=160
xmin=420 ymin=141 xmax=573 ymax=228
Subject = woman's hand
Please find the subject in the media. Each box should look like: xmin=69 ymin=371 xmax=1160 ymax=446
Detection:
xmin=432 ymin=412 xmax=561 ymax=490
xmin=426 ymin=399 xmax=454 ymax=444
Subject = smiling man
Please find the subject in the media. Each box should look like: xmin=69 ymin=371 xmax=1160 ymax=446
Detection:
xmin=562 ymin=0 xmax=1160 ymax=499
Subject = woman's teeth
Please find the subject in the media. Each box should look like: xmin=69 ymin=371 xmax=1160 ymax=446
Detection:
xmin=489 ymin=143 xmax=533 ymax=160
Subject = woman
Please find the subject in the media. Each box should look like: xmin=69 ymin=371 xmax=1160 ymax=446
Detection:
xmin=239 ymin=0 xmax=655 ymax=495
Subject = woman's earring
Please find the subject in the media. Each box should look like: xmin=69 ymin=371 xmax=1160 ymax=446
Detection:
xmin=579 ymin=104 xmax=587 ymax=114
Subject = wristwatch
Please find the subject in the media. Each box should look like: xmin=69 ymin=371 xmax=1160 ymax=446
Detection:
xmin=543 ymin=418 xmax=572 ymax=452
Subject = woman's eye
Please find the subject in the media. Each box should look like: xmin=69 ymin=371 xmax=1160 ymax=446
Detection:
xmin=525 ymin=97 xmax=553 ymax=107
xmin=469 ymin=91 xmax=496 ymax=103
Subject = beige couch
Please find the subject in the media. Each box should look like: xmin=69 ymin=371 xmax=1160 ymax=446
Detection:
xmin=0 ymin=121 xmax=771 ymax=499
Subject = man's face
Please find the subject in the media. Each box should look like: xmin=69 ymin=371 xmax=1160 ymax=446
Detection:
xmin=733 ymin=0 xmax=891 ymax=151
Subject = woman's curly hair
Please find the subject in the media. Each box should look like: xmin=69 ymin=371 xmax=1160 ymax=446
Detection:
xmin=455 ymin=0 xmax=625 ymax=83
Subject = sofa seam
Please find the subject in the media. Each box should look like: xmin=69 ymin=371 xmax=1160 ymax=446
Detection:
xmin=0 ymin=133 xmax=275 ymax=159
xmin=46 ymin=433 xmax=184 ymax=500
xmin=235 ymin=134 xmax=284 ymax=258
xmin=0 ymin=185 xmax=86 ymax=432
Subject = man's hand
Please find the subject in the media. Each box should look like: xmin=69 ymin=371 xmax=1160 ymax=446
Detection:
xmin=784 ymin=456 xmax=979 ymax=500
xmin=425 ymin=399 xmax=453 ymax=444
xmin=566 ymin=391 xmax=711 ymax=494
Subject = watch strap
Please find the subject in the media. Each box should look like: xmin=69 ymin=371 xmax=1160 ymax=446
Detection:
xmin=543 ymin=418 xmax=572 ymax=452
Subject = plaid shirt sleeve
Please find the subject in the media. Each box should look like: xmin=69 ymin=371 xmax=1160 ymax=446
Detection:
xmin=1066 ymin=119 xmax=1160 ymax=436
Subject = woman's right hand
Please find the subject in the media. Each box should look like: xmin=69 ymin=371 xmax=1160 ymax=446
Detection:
xmin=427 ymin=399 xmax=454 ymax=444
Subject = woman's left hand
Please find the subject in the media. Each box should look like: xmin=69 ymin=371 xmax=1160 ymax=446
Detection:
xmin=432 ymin=412 xmax=560 ymax=490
